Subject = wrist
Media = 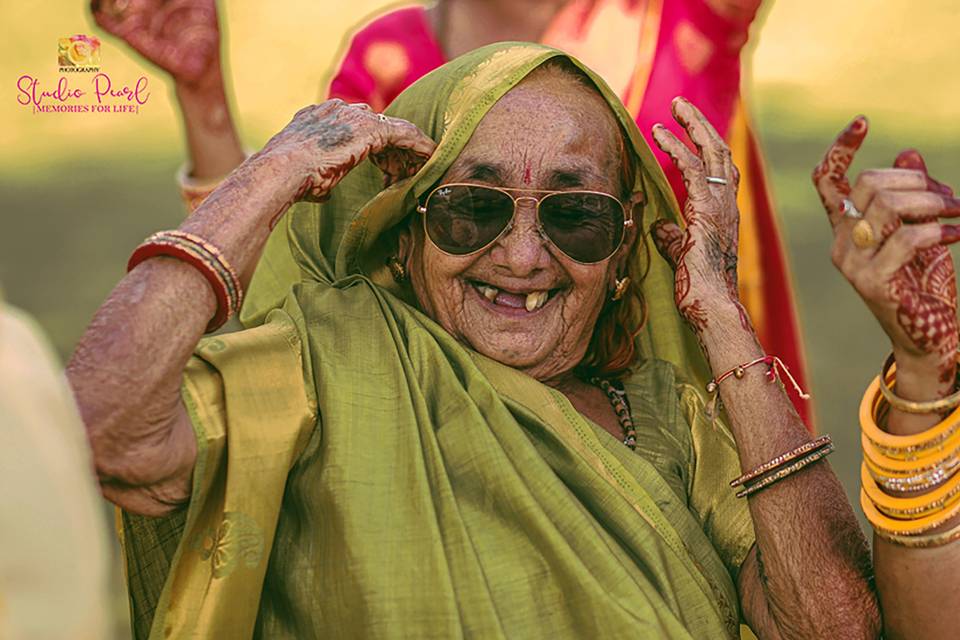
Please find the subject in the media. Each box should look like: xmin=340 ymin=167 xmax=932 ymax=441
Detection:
xmin=892 ymin=347 xmax=957 ymax=400
xmin=173 ymin=62 xmax=236 ymax=133
xmin=690 ymin=295 xmax=764 ymax=367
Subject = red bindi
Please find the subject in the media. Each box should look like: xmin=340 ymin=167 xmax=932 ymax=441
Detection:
xmin=522 ymin=162 xmax=532 ymax=185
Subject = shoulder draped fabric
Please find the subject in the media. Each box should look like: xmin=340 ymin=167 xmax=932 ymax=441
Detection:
xmin=122 ymin=44 xmax=754 ymax=639
xmin=315 ymin=0 xmax=812 ymax=427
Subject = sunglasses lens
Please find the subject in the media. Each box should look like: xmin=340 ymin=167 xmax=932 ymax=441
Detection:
xmin=539 ymin=192 xmax=625 ymax=262
xmin=424 ymin=185 xmax=515 ymax=255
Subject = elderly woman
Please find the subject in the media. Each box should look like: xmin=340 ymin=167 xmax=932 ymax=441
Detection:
xmin=69 ymin=45 xmax=876 ymax=638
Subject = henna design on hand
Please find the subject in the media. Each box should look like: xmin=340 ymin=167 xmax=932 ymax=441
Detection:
xmin=811 ymin=116 xmax=866 ymax=214
xmin=91 ymin=0 xmax=219 ymax=85
xmin=813 ymin=121 xmax=960 ymax=392
xmin=258 ymin=100 xmax=436 ymax=229
xmin=887 ymin=152 xmax=959 ymax=384
xmin=650 ymin=99 xmax=749 ymax=335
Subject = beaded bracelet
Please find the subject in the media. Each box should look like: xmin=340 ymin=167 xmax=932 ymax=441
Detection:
xmin=706 ymin=355 xmax=810 ymax=399
xmin=128 ymin=230 xmax=243 ymax=333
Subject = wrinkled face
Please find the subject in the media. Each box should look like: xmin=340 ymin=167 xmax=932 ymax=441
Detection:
xmin=404 ymin=70 xmax=637 ymax=382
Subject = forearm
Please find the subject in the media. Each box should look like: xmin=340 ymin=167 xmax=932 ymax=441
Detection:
xmin=174 ymin=62 xmax=245 ymax=180
xmin=873 ymin=351 xmax=960 ymax=640
xmin=700 ymin=300 xmax=879 ymax=639
xmin=68 ymin=154 xmax=297 ymax=487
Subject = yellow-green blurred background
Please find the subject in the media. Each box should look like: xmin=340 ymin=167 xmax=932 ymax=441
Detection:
xmin=1 ymin=0 xmax=959 ymax=636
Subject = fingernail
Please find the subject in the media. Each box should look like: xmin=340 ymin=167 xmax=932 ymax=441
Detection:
xmin=894 ymin=149 xmax=923 ymax=170
xmin=944 ymin=196 xmax=960 ymax=216
xmin=837 ymin=115 xmax=869 ymax=148
xmin=941 ymin=225 xmax=960 ymax=245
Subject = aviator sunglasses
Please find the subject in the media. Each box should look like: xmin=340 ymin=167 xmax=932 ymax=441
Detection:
xmin=415 ymin=183 xmax=636 ymax=264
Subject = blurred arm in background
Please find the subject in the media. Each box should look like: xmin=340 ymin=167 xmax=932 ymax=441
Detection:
xmin=0 ymin=294 xmax=111 ymax=640
xmin=90 ymin=0 xmax=246 ymax=210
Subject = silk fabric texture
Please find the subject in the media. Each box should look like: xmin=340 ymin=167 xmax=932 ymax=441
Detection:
xmin=122 ymin=44 xmax=754 ymax=639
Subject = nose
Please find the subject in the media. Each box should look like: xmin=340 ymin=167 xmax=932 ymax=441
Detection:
xmin=488 ymin=200 xmax=551 ymax=276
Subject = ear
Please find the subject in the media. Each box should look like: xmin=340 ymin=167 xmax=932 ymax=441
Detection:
xmin=609 ymin=191 xmax=645 ymax=284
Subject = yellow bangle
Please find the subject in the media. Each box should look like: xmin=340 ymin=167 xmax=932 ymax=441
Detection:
xmin=861 ymin=463 xmax=960 ymax=518
xmin=874 ymin=520 xmax=960 ymax=548
xmin=879 ymin=353 xmax=960 ymax=414
xmin=861 ymin=486 xmax=960 ymax=535
xmin=861 ymin=432 xmax=960 ymax=474
xmin=864 ymin=452 xmax=960 ymax=492
xmin=860 ymin=375 xmax=960 ymax=458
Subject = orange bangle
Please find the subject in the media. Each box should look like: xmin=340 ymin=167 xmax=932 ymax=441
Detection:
xmin=861 ymin=463 xmax=960 ymax=518
xmin=863 ymin=450 xmax=960 ymax=493
xmin=875 ymin=519 xmax=960 ymax=548
xmin=861 ymin=432 xmax=960 ymax=474
xmin=860 ymin=373 xmax=960 ymax=458
xmin=861 ymin=486 xmax=960 ymax=535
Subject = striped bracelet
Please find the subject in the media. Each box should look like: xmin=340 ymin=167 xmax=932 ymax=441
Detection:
xmin=127 ymin=230 xmax=243 ymax=332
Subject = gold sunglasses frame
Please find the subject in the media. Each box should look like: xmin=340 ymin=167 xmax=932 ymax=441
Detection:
xmin=415 ymin=182 xmax=636 ymax=265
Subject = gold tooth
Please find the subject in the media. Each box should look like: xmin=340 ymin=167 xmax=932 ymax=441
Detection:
xmin=525 ymin=290 xmax=547 ymax=312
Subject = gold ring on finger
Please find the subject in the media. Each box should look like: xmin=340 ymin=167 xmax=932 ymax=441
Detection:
xmin=852 ymin=219 xmax=877 ymax=249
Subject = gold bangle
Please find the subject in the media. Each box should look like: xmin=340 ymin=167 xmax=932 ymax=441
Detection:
xmin=879 ymin=353 xmax=960 ymax=415
xmin=861 ymin=486 xmax=960 ymax=535
xmin=861 ymin=432 xmax=960 ymax=476
xmin=864 ymin=453 xmax=960 ymax=492
xmin=736 ymin=443 xmax=834 ymax=498
xmin=730 ymin=435 xmax=832 ymax=488
xmin=874 ymin=520 xmax=960 ymax=548
xmin=860 ymin=375 xmax=960 ymax=458
xmin=861 ymin=463 xmax=960 ymax=518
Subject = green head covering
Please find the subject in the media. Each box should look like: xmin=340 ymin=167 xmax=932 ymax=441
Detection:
xmin=241 ymin=42 xmax=709 ymax=386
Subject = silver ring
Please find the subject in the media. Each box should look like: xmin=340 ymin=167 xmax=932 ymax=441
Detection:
xmin=377 ymin=113 xmax=389 ymax=123
xmin=841 ymin=198 xmax=864 ymax=220
xmin=705 ymin=176 xmax=728 ymax=185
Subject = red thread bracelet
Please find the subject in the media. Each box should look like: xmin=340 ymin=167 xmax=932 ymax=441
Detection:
xmin=707 ymin=355 xmax=810 ymax=400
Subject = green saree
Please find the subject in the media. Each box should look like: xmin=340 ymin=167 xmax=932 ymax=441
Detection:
xmin=120 ymin=44 xmax=754 ymax=639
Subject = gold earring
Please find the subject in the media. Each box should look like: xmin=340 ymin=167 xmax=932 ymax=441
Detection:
xmin=387 ymin=255 xmax=407 ymax=283
xmin=612 ymin=277 xmax=630 ymax=301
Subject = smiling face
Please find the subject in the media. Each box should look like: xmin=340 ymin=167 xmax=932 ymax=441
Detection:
xmin=403 ymin=67 xmax=638 ymax=382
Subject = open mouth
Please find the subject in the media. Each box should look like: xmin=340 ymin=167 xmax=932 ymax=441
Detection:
xmin=468 ymin=279 xmax=563 ymax=313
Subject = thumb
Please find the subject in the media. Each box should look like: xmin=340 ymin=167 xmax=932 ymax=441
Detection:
xmin=650 ymin=220 xmax=686 ymax=270
xmin=894 ymin=149 xmax=955 ymax=196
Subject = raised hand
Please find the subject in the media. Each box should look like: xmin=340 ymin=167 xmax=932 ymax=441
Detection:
xmin=649 ymin=97 xmax=747 ymax=334
xmin=257 ymin=100 xmax=436 ymax=226
xmin=90 ymin=0 xmax=219 ymax=85
xmin=813 ymin=117 xmax=960 ymax=389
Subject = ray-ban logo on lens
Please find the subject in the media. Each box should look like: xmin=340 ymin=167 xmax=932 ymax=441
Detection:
xmin=58 ymin=35 xmax=101 ymax=72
